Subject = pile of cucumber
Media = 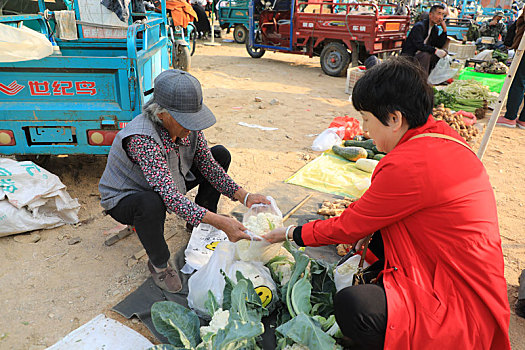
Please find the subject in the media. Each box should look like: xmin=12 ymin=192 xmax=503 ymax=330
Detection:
xmin=332 ymin=137 xmax=386 ymax=162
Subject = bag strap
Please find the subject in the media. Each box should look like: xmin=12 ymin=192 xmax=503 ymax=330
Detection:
xmin=357 ymin=234 xmax=373 ymax=269
xmin=408 ymin=133 xmax=475 ymax=155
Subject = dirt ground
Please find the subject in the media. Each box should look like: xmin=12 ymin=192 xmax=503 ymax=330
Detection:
xmin=0 ymin=35 xmax=524 ymax=349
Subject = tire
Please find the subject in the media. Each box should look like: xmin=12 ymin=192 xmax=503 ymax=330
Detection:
xmin=320 ymin=42 xmax=351 ymax=77
xmin=245 ymin=34 xmax=265 ymax=58
xmin=173 ymin=45 xmax=191 ymax=71
xmin=233 ymin=24 xmax=248 ymax=44
xmin=15 ymin=154 xmax=51 ymax=167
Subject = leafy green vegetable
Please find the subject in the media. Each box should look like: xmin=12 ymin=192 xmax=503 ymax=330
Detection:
xmin=284 ymin=242 xmax=311 ymax=318
xmin=212 ymin=320 xmax=264 ymax=350
xmin=291 ymin=275 xmax=312 ymax=315
xmin=492 ymin=49 xmax=508 ymax=62
xmin=151 ymin=301 xmax=201 ymax=349
xmin=267 ymin=218 xmax=276 ymax=231
xmin=148 ymin=345 xmax=185 ymax=350
xmin=276 ymin=313 xmax=337 ymax=350
xmin=433 ymin=89 xmax=457 ymax=107
xmin=205 ymin=290 xmax=220 ymax=319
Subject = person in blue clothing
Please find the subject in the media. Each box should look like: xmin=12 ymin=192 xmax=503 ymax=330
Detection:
xmin=401 ymin=4 xmax=448 ymax=75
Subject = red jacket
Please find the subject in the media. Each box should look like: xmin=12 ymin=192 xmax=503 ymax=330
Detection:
xmin=302 ymin=117 xmax=510 ymax=349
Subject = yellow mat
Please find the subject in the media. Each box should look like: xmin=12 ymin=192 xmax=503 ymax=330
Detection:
xmin=285 ymin=151 xmax=372 ymax=198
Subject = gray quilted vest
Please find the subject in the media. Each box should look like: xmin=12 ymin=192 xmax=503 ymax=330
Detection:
xmin=99 ymin=114 xmax=198 ymax=211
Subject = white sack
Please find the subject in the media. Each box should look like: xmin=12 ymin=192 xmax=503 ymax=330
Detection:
xmin=0 ymin=23 xmax=53 ymax=62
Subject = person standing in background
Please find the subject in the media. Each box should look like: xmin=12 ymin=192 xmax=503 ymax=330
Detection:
xmin=190 ymin=0 xmax=211 ymax=39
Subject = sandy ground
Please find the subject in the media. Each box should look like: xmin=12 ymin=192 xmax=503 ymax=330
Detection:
xmin=0 ymin=36 xmax=524 ymax=349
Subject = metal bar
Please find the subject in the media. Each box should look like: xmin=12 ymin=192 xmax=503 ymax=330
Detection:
xmin=476 ymin=33 xmax=525 ymax=160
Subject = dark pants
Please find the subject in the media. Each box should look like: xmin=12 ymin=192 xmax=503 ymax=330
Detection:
xmin=107 ymin=145 xmax=231 ymax=268
xmin=192 ymin=3 xmax=211 ymax=37
xmin=334 ymin=232 xmax=387 ymax=350
xmin=504 ymin=54 xmax=525 ymax=122
xmin=415 ymin=51 xmax=440 ymax=76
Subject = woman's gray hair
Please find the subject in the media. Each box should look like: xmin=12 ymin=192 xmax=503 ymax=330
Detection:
xmin=142 ymin=99 xmax=168 ymax=126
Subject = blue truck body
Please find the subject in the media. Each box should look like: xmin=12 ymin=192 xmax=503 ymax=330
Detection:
xmin=0 ymin=0 xmax=170 ymax=157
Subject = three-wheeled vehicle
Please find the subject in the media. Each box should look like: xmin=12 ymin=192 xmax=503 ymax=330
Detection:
xmin=0 ymin=0 xmax=173 ymax=163
xmin=246 ymin=0 xmax=410 ymax=76
xmin=217 ymin=0 xmax=251 ymax=43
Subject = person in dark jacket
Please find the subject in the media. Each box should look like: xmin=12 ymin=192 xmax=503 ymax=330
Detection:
xmin=401 ymin=4 xmax=448 ymax=75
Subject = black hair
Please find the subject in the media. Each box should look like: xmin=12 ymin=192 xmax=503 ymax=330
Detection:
xmin=351 ymin=56 xmax=433 ymax=129
xmin=430 ymin=4 xmax=446 ymax=13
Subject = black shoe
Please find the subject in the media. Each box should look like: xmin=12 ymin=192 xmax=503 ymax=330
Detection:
xmin=147 ymin=260 xmax=182 ymax=293
xmin=186 ymin=222 xmax=194 ymax=233
xmin=516 ymin=299 xmax=525 ymax=319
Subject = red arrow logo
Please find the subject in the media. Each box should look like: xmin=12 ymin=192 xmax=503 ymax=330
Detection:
xmin=0 ymin=81 xmax=25 ymax=96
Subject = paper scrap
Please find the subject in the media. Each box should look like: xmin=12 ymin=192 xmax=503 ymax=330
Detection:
xmin=238 ymin=122 xmax=278 ymax=131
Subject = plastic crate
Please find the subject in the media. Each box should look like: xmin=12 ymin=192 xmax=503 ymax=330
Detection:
xmin=448 ymin=43 xmax=476 ymax=60
xmin=345 ymin=66 xmax=366 ymax=95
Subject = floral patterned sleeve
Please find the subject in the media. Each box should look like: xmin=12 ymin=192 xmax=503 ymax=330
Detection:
xmin=193 ymin=131 xmax=240 ymax=199
xmin=124 ymin=135 xmax=207 ymax=226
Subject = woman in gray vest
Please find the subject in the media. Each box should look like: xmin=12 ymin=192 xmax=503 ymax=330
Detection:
xmin=99 ymin=70 xmax=269 ymax=293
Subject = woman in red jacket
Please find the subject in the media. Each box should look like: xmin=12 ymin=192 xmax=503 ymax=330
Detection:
xmin=264 ymin=57 xmax=511 ymax=349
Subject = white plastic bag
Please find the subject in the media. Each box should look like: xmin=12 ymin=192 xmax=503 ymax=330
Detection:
xmin=334 ymin=255 xmax=370 ymax=292
xmin=235 ymin=239 xmax=282 ymax=264
xmin=311 ymin=127 xmax=344 ymax=152
xmin=0 ymin=158 xmax=80 ymax=237
xmin=0 ymin=23 xmax=53 ymax=62
xmin=228 ymin=261 xmax=279 ymax=312
xmin=187 ymin=241 xmax=236 ymax=318
xmin=183 ymin=223 xmax=229 ymax=272
xmin=242 ymin=196 xmax=283 ymax=236
xmin=428 ymin=56 xmax=458 ymax=85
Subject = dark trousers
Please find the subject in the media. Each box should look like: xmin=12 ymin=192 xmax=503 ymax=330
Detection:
xmin=415 ymin=51 xmax=440 ymax=76
xmin=192 ymin=3 xmax=211 ymax=36
xmin=334 ymin=232 xmax=387 ymax=350
xmin=106 ymin=145 xmax=231 ymax=268
xmin=504 ymin=54 xmax=525 ymax=122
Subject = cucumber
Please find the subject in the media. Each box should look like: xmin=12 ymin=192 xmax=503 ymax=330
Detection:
xmin=352 ymin=135 xmax=367 ymax=141
xmin=332 ymin=145 xmax=368 ymax=162
xmin=343 ymin=139 xmax=376 ymax=150
xmin=356 ymin=158 xmax=379 ymax=173
xmin=373 ymin=154 xmax=386 ymax=161
xmin=366 ymin=149 xmax=375 ymax=159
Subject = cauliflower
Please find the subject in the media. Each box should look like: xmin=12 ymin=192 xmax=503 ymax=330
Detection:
xmin=283 ymin=344 xmax=309 ymax=350
xmin=336 ymin=260 xmax=358 ymax=276
xmin=199 ymin=308 xmax=230 ymax=339
xmin=244 ymin=212 xmax=282 ymax=236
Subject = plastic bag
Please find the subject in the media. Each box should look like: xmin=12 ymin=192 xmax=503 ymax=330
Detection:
xmin=242 ymin=196 xmax=283 ymax=236
xmin=228 ymin=261 xmax=279 ymax=312
xmin=328 ymin=116 xmax=363 ymax=140
xmin=334 ymin=255 xmax=370 ymax=292
xmin=311 ymin=127 xmax=344 ymax=151
xmin=428 ymin=56 xmax=459 ymax=85
xmin=0 ymin=23 xmax=53 ymax=62
xmin=183 ymin=223 xmax=229 ymax=273
xmin=187 ymin=241 xmax=236 ymax=318
xmin=235 ymin=239 xmax=282 ymax=264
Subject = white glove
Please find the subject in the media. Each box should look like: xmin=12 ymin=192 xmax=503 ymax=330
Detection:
xmin=435 ymin=49 xmax=447 ymax=58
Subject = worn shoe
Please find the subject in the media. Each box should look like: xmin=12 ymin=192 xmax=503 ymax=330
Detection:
xmin=517 ymin=120 xmax=525 ymax=130
xmin=516 ymin=299 xmax=525 ymax=318
xmin=496 ymin=116 xmax=516 ymax=128
xmin=186 ymin=222 xmax=194 ymax=233
xmin=148 ymin=260 xmax=182 ymax=293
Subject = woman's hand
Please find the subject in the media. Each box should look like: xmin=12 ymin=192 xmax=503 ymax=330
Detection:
xmin=202 ymin=212 xmax=252 ymax=242
xmin=245 ymin=193 xmax=270 ymax=208
xmin=263 ymin=227 xmax=288 ymax=244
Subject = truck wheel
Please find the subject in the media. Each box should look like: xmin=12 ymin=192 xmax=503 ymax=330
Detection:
xmin=234 ymin=25 xmax=248 ymax=44
xmin=320 ymin=42 xmax=350 ymax=77
xmin=246 ymin=39 xmax=265 ymax=58
xmin=173 ymin=45 xmax=191 ymax=71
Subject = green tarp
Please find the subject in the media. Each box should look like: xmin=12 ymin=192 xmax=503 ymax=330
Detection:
xmin=457 ymin=67 xmax=506 ymax=93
